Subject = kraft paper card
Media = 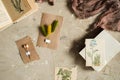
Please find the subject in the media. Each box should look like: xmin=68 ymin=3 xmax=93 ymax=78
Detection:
xmin=37 ymin=13 xmax=63 ymax=50
xmin=16 ymin=36 xmax=40 ymax=64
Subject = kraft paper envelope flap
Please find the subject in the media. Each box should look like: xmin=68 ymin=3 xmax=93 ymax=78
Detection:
xmin=2 ymin=0 xmax=31 ymax=22
xmin=37 ymin=13 xmax=63 ymax=50
xmin=16 ymin=36 xmax=40 ymax=64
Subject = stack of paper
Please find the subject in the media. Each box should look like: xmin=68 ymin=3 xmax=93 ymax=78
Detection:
xmin=79 ymin=30 xmax=120 ymax=71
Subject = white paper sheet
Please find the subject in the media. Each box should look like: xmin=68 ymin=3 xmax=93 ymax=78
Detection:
xmin=0 ymin=0 xmax=12 ymax=29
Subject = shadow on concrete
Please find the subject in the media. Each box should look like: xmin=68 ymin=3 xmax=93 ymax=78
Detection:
xmin=86 ymin=11 xmax=105 ymax=32
xmin=66 ymin=0 xmax=79 ymax=18
xmin=69 ymin=27 xmax=103 ymax=70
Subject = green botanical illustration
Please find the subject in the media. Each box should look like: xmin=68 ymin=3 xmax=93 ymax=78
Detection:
xmin=57 ymin=68 xmax=72 ymax=80
xmin=86 ymin=52 xmax=92 ymax=58
xmin=11 ymin=0 xmax=24 ymax=13
xmin=93 ymin=54 xmax=101 ymax=66
xmin=87 ymin=40 xmax=100 ymax=66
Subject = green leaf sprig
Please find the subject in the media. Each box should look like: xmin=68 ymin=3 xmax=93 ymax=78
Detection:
xmin=40 ymin=20 xmax=58 ymax=37
xmin=57 ymin=68 xmax=72 ymax=80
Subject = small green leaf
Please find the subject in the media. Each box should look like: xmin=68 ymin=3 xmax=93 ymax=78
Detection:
xmin=57 ymin=68 xmax=63 ymax=75
xmin=51 ymin=20 xmax=58 ymax=32
xmin=40 ymin=25 xmax=47 ymax=37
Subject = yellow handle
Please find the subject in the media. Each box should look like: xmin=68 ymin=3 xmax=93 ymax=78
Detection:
xmin=47 ymin=24 xmax=52 ymax=35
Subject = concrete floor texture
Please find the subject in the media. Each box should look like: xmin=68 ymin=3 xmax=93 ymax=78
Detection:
xmin=0 ymin=1 xmax=120 ymax=80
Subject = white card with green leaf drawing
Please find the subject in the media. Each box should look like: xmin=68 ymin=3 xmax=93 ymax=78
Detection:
xmin=85 ymin=39 xmax=105 ymax=67
xmin=55 ymin=67 xmax=77 ymax=80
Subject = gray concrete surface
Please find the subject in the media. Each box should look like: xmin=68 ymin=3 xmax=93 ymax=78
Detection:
xmin=0 ymin=1 xmax=120 ymax=80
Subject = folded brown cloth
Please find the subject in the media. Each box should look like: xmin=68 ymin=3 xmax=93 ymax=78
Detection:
xmin=94 ymin=0 xmax=120 ymax=31
xmin=71 ymin=0 xmax=120 ymax=31
xmin=72 ymin=0 xmax=106 ymax=19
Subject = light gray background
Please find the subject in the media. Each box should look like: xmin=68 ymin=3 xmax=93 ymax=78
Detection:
xmin=0 ymin=1 xmax=120 ymax=80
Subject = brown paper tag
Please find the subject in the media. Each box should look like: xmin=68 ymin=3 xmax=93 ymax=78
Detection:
xmin=16 ymin=36 xmax=40 ymax=64
xmin=37 ymin=13 xmax=63 ymax=50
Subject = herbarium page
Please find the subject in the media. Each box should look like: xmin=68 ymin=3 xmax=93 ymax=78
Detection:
xmin=2 ymin=0 xmax=31 ymax=22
